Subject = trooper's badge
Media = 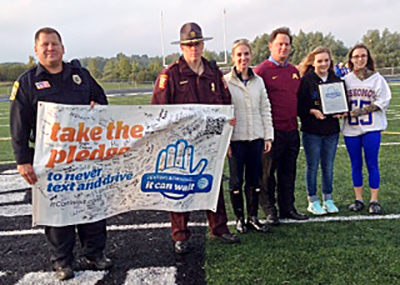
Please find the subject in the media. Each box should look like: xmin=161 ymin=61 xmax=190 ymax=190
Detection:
xmin=292 ymin=73 xmax=299 ymax=80
xmin=10 ymin=81 xmax=19 ymax=101
xmin=211 ymin=82 xmax=215 ymax=92
xmin=72 ymin=74 xmax=82 ymax=85
xmin=159 ymin=75 xmax=168 ymax=90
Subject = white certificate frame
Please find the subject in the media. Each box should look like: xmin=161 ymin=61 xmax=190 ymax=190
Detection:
xmin=318 ymin=82 xmax=348 ymax=115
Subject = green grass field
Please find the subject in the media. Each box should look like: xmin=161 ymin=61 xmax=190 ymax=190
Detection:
xmin=2 ymin=86 xmax=400 ymax=284
xmin=0 ymin=81 xmax=153 ymax=95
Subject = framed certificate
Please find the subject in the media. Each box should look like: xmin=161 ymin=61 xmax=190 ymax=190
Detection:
xmin=318 ymin=82 xmax=348 ymax=115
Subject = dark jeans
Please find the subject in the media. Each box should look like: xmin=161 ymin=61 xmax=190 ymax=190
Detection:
xmin=228 ymin=139 xmax=264 ymax=218
xmin=303 ymin=132 xmax=339 ymax=202
xmin=259 ymin=130 xmax=300 ymax=216
xmin=45 ymin=219 xmax=107 ymax=268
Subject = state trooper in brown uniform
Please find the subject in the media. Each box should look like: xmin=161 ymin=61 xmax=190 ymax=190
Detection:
xmin=152 ymin=22 xmax=240 ymax=254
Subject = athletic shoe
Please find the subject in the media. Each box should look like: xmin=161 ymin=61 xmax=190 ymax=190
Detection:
xmin=349 ymin=200 xmax=365 ymax=212
xmin=323 ymin=200 xmax=339 ymax=213
xmin=369 ymin=201 xmax=381 ymax=214
xmin=307 ymin=201 xmax=327 ymax=215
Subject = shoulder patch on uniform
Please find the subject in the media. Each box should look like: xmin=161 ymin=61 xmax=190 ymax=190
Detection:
xmin=73 ymin=74 xmax=82 ymax=85
xmin=10 ymin=81 xmax=19 ymax=101
xmin=159 ymin=75 xmax=168 ymax=90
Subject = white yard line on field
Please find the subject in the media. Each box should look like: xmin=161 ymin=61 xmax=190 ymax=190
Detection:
xmin=2 ymin=214 xmax=400 ymax=236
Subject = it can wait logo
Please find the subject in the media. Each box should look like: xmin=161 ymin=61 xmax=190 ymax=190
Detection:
xmin=141 ymin=140 xmax=213 ymax=200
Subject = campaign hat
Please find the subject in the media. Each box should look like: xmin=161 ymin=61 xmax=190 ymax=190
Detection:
xmin=171 ymin=22 xmax=213 ymax=45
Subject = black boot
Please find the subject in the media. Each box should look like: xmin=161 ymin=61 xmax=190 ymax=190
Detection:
xmin=247 ymin=216 xmax=271 ymax=233
xmin=235 ymin=218 xmax=248 ymax=234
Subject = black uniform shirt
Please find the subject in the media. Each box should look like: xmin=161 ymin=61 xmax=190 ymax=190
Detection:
xmin=10 ymin=62 xmax=108 ymax=165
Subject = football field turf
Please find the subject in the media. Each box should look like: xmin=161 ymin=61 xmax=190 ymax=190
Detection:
xmin=0 ymin=86 xmax=400 ymax=284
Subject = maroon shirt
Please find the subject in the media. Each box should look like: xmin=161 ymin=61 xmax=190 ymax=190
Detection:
xmin=255 ymin=60 xmax=300 ymax=131
xmin=152 ymin=56 xmax=231 ymax=105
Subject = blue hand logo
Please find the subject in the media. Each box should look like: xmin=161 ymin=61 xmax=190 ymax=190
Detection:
xmin=141 ymin=140 xmax=213 ymax=200
xmin=155 ymin=140 xmax=208 ymax=175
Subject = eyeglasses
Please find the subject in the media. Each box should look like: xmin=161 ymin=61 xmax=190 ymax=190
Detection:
xmin=352 ymin=54 xmax=368 ymax=60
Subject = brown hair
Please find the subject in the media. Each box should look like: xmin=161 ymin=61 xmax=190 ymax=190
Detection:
xmin=347 ymin=44 xmax=375 ymax=72
xmin=299 ymin=46 xmax=334 ymax=77
xmin=35 ymin=27 xmax=62 ymax=44
xmin=270 ymin=27 xmax=292 ymax=44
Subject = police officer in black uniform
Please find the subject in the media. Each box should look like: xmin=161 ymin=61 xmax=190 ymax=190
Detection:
xmin=10 ymin=27 xmax=112 ymax=281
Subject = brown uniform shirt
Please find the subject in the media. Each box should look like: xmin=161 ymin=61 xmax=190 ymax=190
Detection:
xmin=152 ymin=56 xmax=231 ymax=105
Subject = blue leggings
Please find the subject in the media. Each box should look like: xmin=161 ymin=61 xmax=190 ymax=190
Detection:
xmin=344 ymin=131 xmax=381 ymax=189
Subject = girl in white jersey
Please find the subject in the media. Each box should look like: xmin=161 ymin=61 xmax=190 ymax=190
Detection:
xmin=343 ymin=44 xmax=391 ymax=214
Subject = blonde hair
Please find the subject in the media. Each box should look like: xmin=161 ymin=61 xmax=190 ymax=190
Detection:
xmin=232 ymin=38 xmax=252 ymax=55
xmin=299 ymin=46 xmax=334 ymax=77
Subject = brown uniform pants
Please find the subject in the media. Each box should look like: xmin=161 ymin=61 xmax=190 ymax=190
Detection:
xmin=169 ymin=185 xmax=230 ymax=241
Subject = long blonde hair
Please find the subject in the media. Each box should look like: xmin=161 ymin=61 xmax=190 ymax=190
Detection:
xmin=299 ymin=46 xmax=334 ymax=77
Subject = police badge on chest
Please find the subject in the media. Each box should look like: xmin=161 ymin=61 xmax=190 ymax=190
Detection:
xmin=72 ymin=74 xmax=82 ymax=85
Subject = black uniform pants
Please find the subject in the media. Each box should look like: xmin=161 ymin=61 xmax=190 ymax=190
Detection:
xmin=259 ymin=130 xmax=300 ymax=216
xmin=228 ymin=139 xmax=263 ymax=219
xmin=45 ymin=219 xmax=107 ymax=268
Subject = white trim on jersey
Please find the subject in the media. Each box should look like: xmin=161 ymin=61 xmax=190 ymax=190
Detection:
xmin=342 ymin=72 xmax=392 ymax=137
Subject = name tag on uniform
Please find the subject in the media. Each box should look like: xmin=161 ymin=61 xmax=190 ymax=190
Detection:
xmin=180 ymin=80 xmax=188 ymax=85
xmin=35 ymin=81 xmax=51 ymax=90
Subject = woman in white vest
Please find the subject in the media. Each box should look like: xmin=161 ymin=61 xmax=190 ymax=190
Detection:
xmin=343 ymin=44 xmax=391 ymax=214
xmin=224 ymin=39 xmax=274 ymax=233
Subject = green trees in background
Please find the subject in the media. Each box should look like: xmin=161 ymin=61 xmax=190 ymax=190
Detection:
xmin=1 ymin=28 xmax=400 ymax=83
xmin=362 ymin=28 xmax=400 ymax=67
xmin=251 ymin=30 xmax=348 ymax=65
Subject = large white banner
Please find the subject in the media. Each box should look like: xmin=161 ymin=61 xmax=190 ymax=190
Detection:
xmin=33 ymin=102 xmax=233 ymax=226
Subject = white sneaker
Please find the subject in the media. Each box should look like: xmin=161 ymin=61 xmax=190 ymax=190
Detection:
xmin=307 ymin=201 xmax=327 ymax=215
xmin=323 ymin=200 xmax=339 ymax=213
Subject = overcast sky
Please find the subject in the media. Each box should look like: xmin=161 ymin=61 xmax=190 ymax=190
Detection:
xmin=1 ymin=0 xmax=399 ymax=63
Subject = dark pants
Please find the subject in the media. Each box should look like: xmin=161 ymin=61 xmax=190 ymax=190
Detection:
xmin=170 ymin=184 xmax=229 ymax=241
xmin=45 ymin=219 xmax=107 ymax=268
xmin=228 ymin=139 xmax=263 ymax=219
xmin=259 ymin=130 xmax=300 ymax=216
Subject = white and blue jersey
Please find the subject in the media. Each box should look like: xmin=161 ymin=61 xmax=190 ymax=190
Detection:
xmin=342 ymin=72 xmax=391 ymax=137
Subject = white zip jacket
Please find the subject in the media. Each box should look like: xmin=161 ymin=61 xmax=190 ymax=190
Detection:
xmin=224 ymin=67 xmax=274 ymax=142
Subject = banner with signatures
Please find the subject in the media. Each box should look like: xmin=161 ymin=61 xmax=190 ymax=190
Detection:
xmin=32 ymin=102 xmax=233 ymax=226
